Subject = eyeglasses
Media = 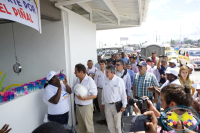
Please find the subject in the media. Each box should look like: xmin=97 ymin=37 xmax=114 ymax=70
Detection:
xmin=116 ymin=64 xmax=121 ymax=66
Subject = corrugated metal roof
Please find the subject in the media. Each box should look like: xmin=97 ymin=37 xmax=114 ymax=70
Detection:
xmin=50 ymin=0 xmax=150 ymax=30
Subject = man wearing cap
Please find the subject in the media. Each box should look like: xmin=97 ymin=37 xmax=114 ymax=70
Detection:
xmin=169 ymin=59 xmax=180 ymax=72
xmin=94 ymin=60 xmax=107 ymax=125
xmin=65 ymin=64 xmax=97 ymax=133
xmin=160 ymin=68 xmax=181 ymax=89
xmin=133 ymin=61 xmax=159 ymax=100
xmin=43 ymin=71 xmax=71 ymax=129
xmin=119 ymin=52 xmax=129 ymax=64
xmin=192 ymin=83 xmax=200 ymax=101
xmin=146 ymin=58 xmax=153 ymax=73
xmin=187 ymin=64 xmax=195 ymax=82
xmin=101 ymin=65 xmax=127 ymax=133
xmin=129 ymin=56 xmax=139 ymax=73
xmin=148 ymin=50 xmax=159 ymax=66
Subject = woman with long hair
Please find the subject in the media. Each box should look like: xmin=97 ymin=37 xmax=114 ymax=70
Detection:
xmin=178 ymin=66 xmax=195 ymax=95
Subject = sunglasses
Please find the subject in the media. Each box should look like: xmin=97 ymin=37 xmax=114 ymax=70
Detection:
xmin=116 ymin=64 xmax=121 ymax=66
xmin=138 ymin=65 xmax=142 ymax=68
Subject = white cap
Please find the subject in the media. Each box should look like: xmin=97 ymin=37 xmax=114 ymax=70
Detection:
xmin=187 ymin=64 xmax=194 ymax=71
xmin=169 ymin=59 xmax=177 ymax=65
xmin=165 ymin=68 xmax=179 ymax=77
xmin=191 ymin=83 xmax=200 ymax=90
xmin=46 ymin=71 xmax=59 ymax=81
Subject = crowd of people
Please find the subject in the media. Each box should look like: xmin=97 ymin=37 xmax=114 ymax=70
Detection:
xmin=39 ymin=50 xmax=200 ymax=133
xmin=2 ymin=51 xmax=197 ymax=133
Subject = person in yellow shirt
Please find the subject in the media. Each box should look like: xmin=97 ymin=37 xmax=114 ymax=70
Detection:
xmin=178 ymin=66 xmax=195 ymax=95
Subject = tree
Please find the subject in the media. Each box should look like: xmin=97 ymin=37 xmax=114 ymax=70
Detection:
xmin=185 ymin=39 xmax=193 ymax=44
xmin=170 ymin=39 xmax=176 ymax=45
xmin=104 ymin=43 xmax=106 ymax=46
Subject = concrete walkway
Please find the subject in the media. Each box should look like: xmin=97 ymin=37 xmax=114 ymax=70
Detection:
xmin=75 ymin=111 xmax=110 ymax=133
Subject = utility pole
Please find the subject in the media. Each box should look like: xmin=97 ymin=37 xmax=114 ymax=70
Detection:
xmin=156 ymin=31 xmax=157 ymax=42
xmin=180 ymin=26 xmax=181 ymax=42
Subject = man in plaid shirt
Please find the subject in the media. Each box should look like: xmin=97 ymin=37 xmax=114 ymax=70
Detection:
xmin=133 ymin=61 xmax=159 ymax=99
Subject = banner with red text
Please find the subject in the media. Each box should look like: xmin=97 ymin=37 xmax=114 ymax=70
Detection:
xmin=0 ymin=0 xmax=41 ymax=34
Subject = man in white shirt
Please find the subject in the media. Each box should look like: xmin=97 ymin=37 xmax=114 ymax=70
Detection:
xmin=115 ymin=60 xmax=131 ymax=101
xmin=187 ymin=64 xmax=195 ymax=82
xmin=102 ymin=65 xmax=127 ymax=133
xmin=95 ymin=56 xmax=101 ymax=70
xmin=192 ymin=83 xmax=200 ymax=101
xmin=87 ymin=60 xmax=98 ymax=79
xmin=65 ymin=64 xmax=97 ymax=133
xmin=94 ymin=60 xmax=106 ymax=125
xmin=169 ymin=59 xmax=180 ymax=72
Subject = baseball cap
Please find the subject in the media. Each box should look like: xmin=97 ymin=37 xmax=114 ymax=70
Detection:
xmin=187 ymin=64 xmax=194 ymax=71
xmin=46 ymin=71 xmax=60 ymax=81
xmin=165 ymin=68 xmax=179 ymax=77
xmin=137 ymin=61 xmax=147 ymax=67
xmin=191 ymin=83 xmax=200 ymax=90
xmin=130 ymin=56 xmax=137 ymax=59
xmin=169 ymin=59 xmax=177 ymax=65
xmin=152 ymin=50 xmax=156 ymax=54
xmin=146 ymin=58 xmax=153 ymax=62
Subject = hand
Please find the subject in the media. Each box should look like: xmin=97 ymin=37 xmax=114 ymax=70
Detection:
xmin=76 ymin=95 xmax=84 ymax=101
xmin=143 ymin=111 xmax=158 ymax=133
xmin=101 ymin=105 xmax=105 ymax=110
xmin=133 ymin=103 xmax=141 ymax=115
xmin=120 ymin=107 xmax=126 ymax=112
xmin=161 ymin=74 xmax=165 ymax=78
xmin=174 ymin=120 xmax=183 ymax=132
xmin=147 ymin=84 xmax=160 ymax=95
xmin=0 ymin=124 xmax=12 ymax=133
xmin=63 ymin=76 xmax=68 ymax=86
xmin=143 ymin=96 xmax=155 ymax=111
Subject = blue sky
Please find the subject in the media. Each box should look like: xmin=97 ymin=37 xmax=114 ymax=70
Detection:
xmin=96 ymin=0 xmax=200 ymax=47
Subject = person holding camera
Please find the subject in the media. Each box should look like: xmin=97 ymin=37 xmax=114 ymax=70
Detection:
xmin=134 ymin=84 xmax=198 ymax=133
xmin=101 ymin=64 xmax=127 ymax=133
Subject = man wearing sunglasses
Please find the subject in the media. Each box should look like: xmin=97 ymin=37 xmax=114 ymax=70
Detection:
xmin=133 ymin=61 xmax=159 ymax=100
xmin=115 ymin=60 xmax=131 ymax=102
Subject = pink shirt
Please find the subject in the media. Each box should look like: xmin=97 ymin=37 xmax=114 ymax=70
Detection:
xmin=147 ymin=65 xmax=153 ymax=73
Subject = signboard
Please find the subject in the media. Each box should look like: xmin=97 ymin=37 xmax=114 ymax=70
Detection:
xmin=120 ymin=37 xmax=128 ymax=41
xmin=0 ymin=0 xmax=41 ymax=34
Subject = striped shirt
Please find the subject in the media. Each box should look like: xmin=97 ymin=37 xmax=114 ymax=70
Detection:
xmin=133 ymin=72 xmax=159 ymax=97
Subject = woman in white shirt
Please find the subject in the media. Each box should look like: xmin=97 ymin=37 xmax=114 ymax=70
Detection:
xmin=43 ymin=71 xmax=71 ymax=128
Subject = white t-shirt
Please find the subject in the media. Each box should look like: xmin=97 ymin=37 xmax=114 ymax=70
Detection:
xmin=193 ymin=91 xmax=200 ymax=101
xmin=88 ymin=67 xmax=98 ymax=75
xmin=43 ymin=84 xmax=70 ymax=115
xmin=161 ymin=79 xmax=181 ymax=89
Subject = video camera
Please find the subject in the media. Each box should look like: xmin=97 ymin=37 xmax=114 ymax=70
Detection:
xmin=128 ymin=97 xmax=149 ymax=114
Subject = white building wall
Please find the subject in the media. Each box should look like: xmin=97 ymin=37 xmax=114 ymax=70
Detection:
xmin=61 ymin=8 xmax=97 ymax=126
xmin=0 ymin=8 xmax=97 ymax=133
xmin=0 ymin=19 xmax=67 ymax=133
xmin=0 ymin=20 xmax=66 ymax=88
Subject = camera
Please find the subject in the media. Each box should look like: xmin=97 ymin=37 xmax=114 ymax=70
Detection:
xmin=128 ymin=97 xmax=149 ymax=114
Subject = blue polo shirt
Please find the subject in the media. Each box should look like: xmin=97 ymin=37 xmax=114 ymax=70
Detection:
xmin=119 ymin=57 xmax=129 ymax=63
xmin=158 ymin=66 xmax=168 ymax=84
